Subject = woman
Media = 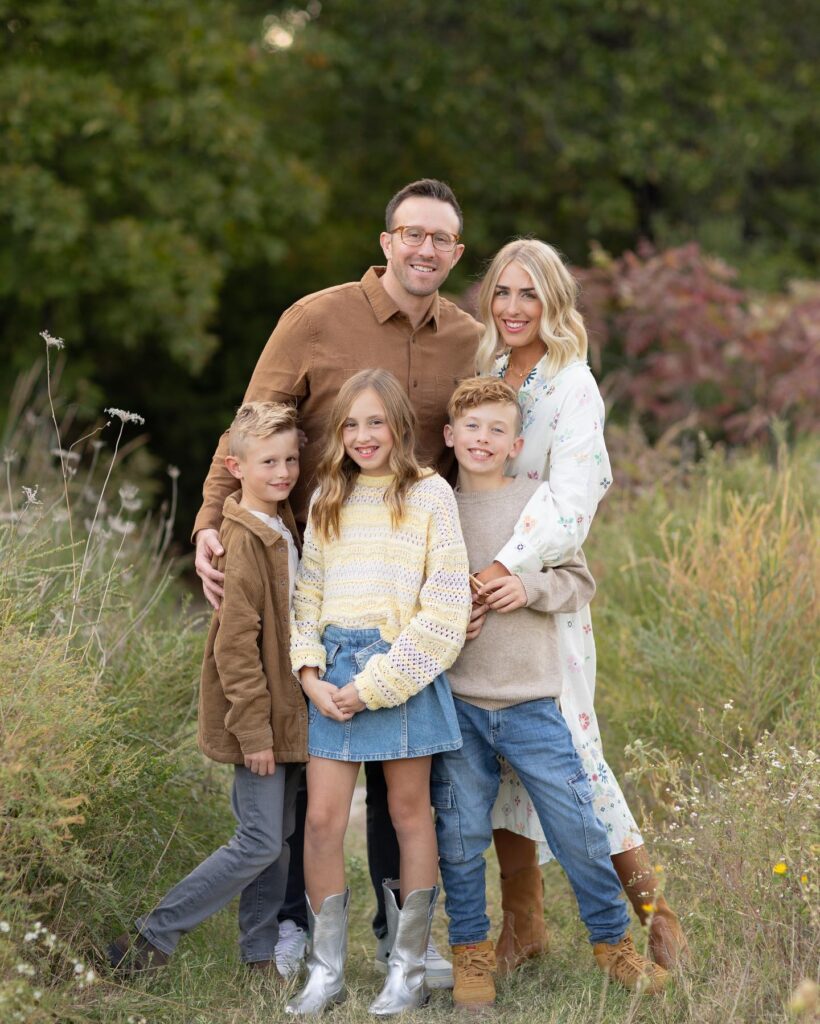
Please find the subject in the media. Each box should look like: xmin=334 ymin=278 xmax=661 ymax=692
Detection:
xmin=472 ymin=239 xmax=686 ymax=972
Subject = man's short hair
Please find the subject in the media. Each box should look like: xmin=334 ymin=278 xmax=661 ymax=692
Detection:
xmin=385 ymin=179 xmax=463 ymax=234
xmin=228 ymin=401 xmax=298 ymax=458
xmin=448 ymin=377 xmax=522 ymax=435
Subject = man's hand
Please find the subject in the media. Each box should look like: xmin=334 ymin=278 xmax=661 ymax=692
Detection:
xmin=297 ymin=428 xmax=309 ymax=449
xmin=300 ymin=669 xmax=348 ymax=721
xmin=333 ymin=683 xmax=366 ymax=716
xmin=466 ymin=599 xmax=489 ymax=641
xmin=195 ymin=528 xmax=225 ymax=610
xmin=481 ymin=575 xmax=527 ymax=613
xmin=244 ymin=748 xmax=276 ymax=775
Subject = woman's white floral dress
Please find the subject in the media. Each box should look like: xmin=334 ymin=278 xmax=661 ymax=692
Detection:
xmin=489 ymin=353 xmax=643 ymax=861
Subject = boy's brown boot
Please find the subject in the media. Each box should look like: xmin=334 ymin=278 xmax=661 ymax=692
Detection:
xmin=648 ymin=896 xmax=689 ymax=969
xmin=107 ymin=932 xmax=169 ymax=974
xmin=494 ymin=865 xmax=549 ymax=976
xmin=593 ymin=934 xmax=668 ymax=994
xmin=451 ymin=940 xmax=496 ymax=1009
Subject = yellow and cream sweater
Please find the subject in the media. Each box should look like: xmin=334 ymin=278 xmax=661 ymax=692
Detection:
xmin=290 ymin=470 xmax=470 ymax=710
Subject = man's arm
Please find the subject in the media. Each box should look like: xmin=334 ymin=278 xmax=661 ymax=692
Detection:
xmin=194 ymin=304 xmax=312 ymax=606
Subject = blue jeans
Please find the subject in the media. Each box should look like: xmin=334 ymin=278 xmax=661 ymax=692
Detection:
xmin=432 ymin=698 xmax=629 ymax=946
xmin=136 ymin=762 xmax=300 ymax=963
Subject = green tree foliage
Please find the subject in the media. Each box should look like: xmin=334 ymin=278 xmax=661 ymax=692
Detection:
xmin=0 ymin=0 xmax=323 ymax=388
xmin=266 ymin=0 xmax=819 ymax=289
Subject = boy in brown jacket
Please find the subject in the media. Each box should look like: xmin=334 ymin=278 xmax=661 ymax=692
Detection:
xmin=109 ymin=402 xmax=308 ymax=973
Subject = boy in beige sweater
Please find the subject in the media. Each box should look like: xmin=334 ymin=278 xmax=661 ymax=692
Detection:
xmin=433 ymin=378 xmax=666 ymax=1009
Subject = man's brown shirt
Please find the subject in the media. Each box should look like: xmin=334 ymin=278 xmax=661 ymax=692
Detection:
xmin=194 ymin=266 xmax=481 ymax=532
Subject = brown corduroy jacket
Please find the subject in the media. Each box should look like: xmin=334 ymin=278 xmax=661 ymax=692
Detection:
xmin=197 ymin=493 xmax=308 ymax=765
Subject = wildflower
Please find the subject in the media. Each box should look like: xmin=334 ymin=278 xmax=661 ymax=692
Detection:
xmin=641 ymin=902 xmax=655 ymax=914
xmin=23 ymin=931 xmax=37 ymax=942
xmin=723 ymin=701 xmax=734 ymax=710
xmin=50 ymin=447 xmax=81 ymax=463
xmin=21 ymin=486 xmax=41 ymax=505
xmin=32 ymin=990 xmax=42 ymax=1001
xmin=105 ymin=407 xmax=145 ymax=425
xmin=15 ymin=963 xmax=35 ymax=976
xmin=654 ymin=864 xmax=664 ymax=874
xmin=118 ymin=483 xmax=142 ymax=512
xmin=40 ymin=329 xmax=65 ymax=349
xmin=2 ymin=449 xmax=17 ymax=464
xmin=800 ymin=873 xmax=808 ymax=884
xmin=773 ymin=861 xmax=788 ymax=875
xmin=167 ymin=464 xmax=180 ymax=479
xmin=108 ymin=514 xmax=135 ymax=536
xmin=0 ymin=920 xmax=10 ymax=932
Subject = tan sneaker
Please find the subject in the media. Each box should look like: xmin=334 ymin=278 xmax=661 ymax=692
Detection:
xmin=451 ymin=940 xmax=496 ymax=1009
xmin=593 ymin=934 xmax=668 ymax=994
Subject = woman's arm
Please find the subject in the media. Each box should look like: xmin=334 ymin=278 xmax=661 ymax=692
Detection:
xmin=495 ymin=373 xmax=612 ymax=574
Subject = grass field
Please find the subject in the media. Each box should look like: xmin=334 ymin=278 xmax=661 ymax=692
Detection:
xmin=1 ymin=377 xmax=817 ymax=1022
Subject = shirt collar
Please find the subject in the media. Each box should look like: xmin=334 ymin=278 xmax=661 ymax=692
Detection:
xmin=361 ymin=266 xmax=441 ymax=330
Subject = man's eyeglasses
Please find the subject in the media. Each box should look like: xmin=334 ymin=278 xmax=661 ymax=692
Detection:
xmin=390 ymin=225 xmax=461 ymax=253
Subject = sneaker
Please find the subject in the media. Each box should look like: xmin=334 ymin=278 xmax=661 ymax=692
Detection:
xmin=451 ymin=940 xmax=496 ymax=1009
xmin=374 ymin=935 xmax=454 ymax=989
xmin=107 ymin=932 xmax=169 ymax=974
xmin=592 ymin=934 xmax=669 ymax=994
xmin=275 ymin=919 xmax=307 ymax=978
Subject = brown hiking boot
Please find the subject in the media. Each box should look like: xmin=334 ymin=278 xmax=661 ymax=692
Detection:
xmin=593 ymin=934 xmax=668 ymax=994
xmin=648 ymin=896 xmax=689 ymax=969
xmin=451 ymin=940 xmax=496 ymax=1009
xmin=494 ymin=865 xmax=549 ymax=976
xmin=107 ymin=932 xmax=169 ymax=974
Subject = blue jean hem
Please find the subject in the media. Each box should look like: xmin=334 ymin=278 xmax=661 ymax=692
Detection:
xmin=308 ymin=738 xmax=462 ymax=761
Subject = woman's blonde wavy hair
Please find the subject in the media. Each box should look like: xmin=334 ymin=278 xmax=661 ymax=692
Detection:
xmin=309 ymin=369 xmax=423 ymax=541
xmin=475 ymin=238 xmax=588 ymax=377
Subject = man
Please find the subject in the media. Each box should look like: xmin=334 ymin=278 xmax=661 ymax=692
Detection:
xmin=193 ymin=179 xmax=481 ymax=985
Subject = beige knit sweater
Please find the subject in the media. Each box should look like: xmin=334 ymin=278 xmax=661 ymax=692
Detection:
xmin=448 ymin=477 xmax=595 ymax=709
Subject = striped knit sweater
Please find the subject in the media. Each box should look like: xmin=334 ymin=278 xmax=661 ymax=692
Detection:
xmin=290 ymin=470 xmax=470 ymax=710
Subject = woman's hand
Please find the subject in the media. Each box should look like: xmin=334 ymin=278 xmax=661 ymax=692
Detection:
xmin=481 ymin=575 xmax=527 ymax=613
xmin=333 ymin=683 xmax=366 ymax=716
xmin=300 ymin=669 xmax=348 ymax=721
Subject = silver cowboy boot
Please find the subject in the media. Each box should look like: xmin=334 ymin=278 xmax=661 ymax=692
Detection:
xmin=285 ymin=889 xmax=350 ymax=1016
xmin=368 ymin=883 xmax=438 ymax=1016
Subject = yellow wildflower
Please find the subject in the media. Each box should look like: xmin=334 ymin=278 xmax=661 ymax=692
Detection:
xmin=773 ymin=861 xmax=788 ymax=875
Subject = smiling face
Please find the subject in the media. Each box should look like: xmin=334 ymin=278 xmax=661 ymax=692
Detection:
xmin=342 ymin=387 xmax=395 ymax=476
xmin=491 ymin=261 xmax=547 ymax=359
xmin=380 ymin=196 xmax=464 ymax=300
xmin=444 ymin=400 xmax=523 ymax=489
xmin=226 ymin=429 xmax=300 ymax=515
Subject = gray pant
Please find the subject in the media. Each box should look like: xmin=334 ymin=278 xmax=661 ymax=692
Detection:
xmin=136 ymin=762 xmax=300 ymax=964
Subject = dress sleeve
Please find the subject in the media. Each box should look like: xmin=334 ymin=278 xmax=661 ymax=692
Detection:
xmin=495 ymin=375 xmax=613 ymax=573
xmin=289 ymin=509 xmax=328 ymax=675
xmin=192 ymin=304 xmax=312 ymax=539
xmin=353 ymin=483 xmax=471 ymax=710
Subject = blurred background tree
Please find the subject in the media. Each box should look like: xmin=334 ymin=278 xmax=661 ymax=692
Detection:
xmin=1 ymin=0 xmax=817 ymax=532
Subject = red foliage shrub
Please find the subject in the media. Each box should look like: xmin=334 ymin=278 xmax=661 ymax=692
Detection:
xmin=576 ymin=242 xmax=820 ymax=442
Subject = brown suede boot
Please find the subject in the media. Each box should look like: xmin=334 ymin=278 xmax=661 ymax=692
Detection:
xmin=593 ymin=934 xmax=668 ymax=994
xmin=451 ymin=940 xmax=496 ymax=1009
xmin=494 ymin=865 xmax=549 ymax=976
xmin=648 ymin=896 xmax=689 ymax=970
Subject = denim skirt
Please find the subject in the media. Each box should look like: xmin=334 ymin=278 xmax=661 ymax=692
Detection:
xmin=307 ymin=625 xmax=463 ymax=762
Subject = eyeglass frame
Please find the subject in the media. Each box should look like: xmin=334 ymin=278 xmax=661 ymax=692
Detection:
xmin=389 ymin=225 xmax=462 ymax=253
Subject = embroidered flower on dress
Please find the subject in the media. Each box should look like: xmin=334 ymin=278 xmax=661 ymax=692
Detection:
xmin=579 ymin=712 xmax=591 ymax=730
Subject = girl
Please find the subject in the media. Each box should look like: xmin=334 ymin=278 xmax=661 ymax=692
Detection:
xmin=471 ymin=239 xmax=687 ymax=972
xmin=286 ymin=369 xmax=470 ymax=1017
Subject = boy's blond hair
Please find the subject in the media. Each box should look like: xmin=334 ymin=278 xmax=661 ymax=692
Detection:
xmin=448 ymin=377 xmax=522 ymax=435
xmin=228 ymin=401 xmax=298 ymax=458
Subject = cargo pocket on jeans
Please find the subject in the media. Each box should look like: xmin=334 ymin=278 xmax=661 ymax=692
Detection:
xmin=430 ymin=778 xmax=464 ymax=863
xmin=568 ymin=769 xmax=611 ymax=859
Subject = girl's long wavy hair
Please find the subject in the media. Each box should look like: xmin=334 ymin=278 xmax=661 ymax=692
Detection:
xmin=475 ymin=238 xmax=588 ymax=377
xmin=309 ymin=369 xmax=423 ymax=541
